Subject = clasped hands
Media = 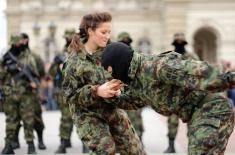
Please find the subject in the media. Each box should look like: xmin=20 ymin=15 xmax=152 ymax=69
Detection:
xmin=96 ymin=79 xmax=126 ymax=98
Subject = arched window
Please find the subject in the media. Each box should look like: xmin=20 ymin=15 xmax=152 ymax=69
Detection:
xmin=193 ymin=27 xmax=219 ymax=63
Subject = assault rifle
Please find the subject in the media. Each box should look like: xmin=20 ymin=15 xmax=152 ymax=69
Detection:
xmin=3 ymin=52 xmax=40 ymax=88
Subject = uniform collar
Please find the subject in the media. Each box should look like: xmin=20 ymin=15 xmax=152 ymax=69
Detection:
xmin=77 ymin=46 xmax=102 ymax=65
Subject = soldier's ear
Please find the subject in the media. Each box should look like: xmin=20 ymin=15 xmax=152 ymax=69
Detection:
xmin=107 ymin=66 xmax=112 ymax=73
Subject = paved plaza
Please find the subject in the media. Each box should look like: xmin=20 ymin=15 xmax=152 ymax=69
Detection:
xmin=0 ymin=107 xmax=235 ymax=154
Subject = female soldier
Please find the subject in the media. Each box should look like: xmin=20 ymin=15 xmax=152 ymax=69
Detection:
xmin=62 ymin=12 xmax=145 ymax=155
xmin=101 ymin=42 xmax=235 ymax=155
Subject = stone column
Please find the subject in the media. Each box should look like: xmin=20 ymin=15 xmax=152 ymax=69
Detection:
xmin=161 ymin=0 xmax=189 ymax=51
xmin=6 ymin=0 xmax=22 ymax=42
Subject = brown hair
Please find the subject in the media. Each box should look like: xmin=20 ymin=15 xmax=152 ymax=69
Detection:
xmin=68 ymin=12 xmax=112 ymax=52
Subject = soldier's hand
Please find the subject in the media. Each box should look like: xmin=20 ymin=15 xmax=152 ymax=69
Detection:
xmin=59 ymin=64 xmax=63 ymax=70
xmin=115 ymin=89 xmax=121 ymax=96
xmin=107 ymin=79 xmax=125 ymax=91
xmin=30 ymin=82 xmax=37 ymax=89
xmin=96 ymin=80 xmax=120 ymax=98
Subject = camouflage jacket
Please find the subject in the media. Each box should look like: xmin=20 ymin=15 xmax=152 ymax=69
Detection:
xmin=1 ymin=49 xmax=40 ymax=95
xmin=48 ymin=47 xmax=67 ymax=89
xmin=31 ymin=52 xmax=45 ymax=79
xmin=62 ymin=47 xmax=122 ymax=118
xmin=113 ymin=51 xmax=235 ymax=122
xmin=48 ymin=62 xmax=62 ymax=88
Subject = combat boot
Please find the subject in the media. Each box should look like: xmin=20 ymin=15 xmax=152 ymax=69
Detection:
xmin=36 ymin=130 xmax=46 ymax=150
xmin=82 ymin=144 xmax=89 ymax=153
xmin=164 ymin=138 xmax=176 ymax=153
xmin=64 ymin=139 xmax=71 ymax=148
xmin=11 ymin=140 xmax=20 ymax=150
xmin=12 ymin=124 xmax=21 ymax=149
xmin=1 ymin=143 xmax=15 ymax=154
xmin=27 ymin=141 xmax=37 ymax=154
xmin=55 ymin=139 xmax=66 ymax=153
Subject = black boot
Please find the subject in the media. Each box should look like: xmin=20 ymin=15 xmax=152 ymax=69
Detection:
xmin=64 ymin=139 xmax=71 ymax=148
xmin=55 ymin=139 xmax=66 ymax=154
xmin=27 ymin=141 xmax=37 ymax=154
xmin=1 ymin=143 xmax=15 ymax=154
xmin=36 ymin=130 xmax=46 ymax=150
xmin=164 ymin=138 xmax=176 ymax=153
xmin=82 ymin=144 xmax=89 ymax=153
xmin=11 ymin=140 xmax=20 ymax=150
xmin=12 ymin=124 xmax=21 ymax=149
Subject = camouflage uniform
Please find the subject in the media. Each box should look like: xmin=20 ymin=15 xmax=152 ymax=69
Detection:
xmin=125 ymin=110 xmax=144 ymax=140
xmin=102 ymin=43 xmax=234 ymax=155
xmin=31 ymin=52 xmax=46 ymax=149
xmin=50 ymin=29 xmax=77 ymax=153
xmin=118 ymin=32 xmax=144 ymax=141
xmin=165 ymin=33 xmax=200 ymax=152
xmin=49 ymin=58 xmax=73 ymax=140
xmin=62 ymin=46 xmax=146 ymax=155
xmin=1 ymin=35 xmax=40 ymax=154
xmin=10 ymin=34 xmax=46 ymax=150
xmin=165 ymin=51 xmax=200 ymax=152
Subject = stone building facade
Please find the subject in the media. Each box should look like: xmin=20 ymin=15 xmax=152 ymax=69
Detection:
xmin=5 ymin=0 xmax=235 ymax=64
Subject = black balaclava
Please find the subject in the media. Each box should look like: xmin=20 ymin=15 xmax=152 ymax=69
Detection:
xmin=172 ymin=40 xmax=188 ymax=54
xmin=9 ymin=44 xmax=22 ymax=57
xmin=20 ymin=33 xmax=30 ymax=51
xmin=119 ymin=37 xmax=133 ymax=47
xmin=101 ymin=42 xmax=133 ymax=84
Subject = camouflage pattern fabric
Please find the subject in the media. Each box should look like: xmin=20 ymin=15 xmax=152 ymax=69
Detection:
xmin=188 ymin=93 xmax=234 ymax=155
xmin=166 ymin=51 xmax=199 ymax=140
xmin=32 ymin=53 xmax=45 ymax=132
xmin=2 ymin=48 xmax=41 ymax=144
xmin=167 ymin=114 xmax=179 ymax=139
xmin=10 ymin=34 xmax=21 ymax=45
xmin=107 ymin=51 xmax=234 ymax=154
xmin=48 ymin=59 xmax=73 ymax=140
xmin=63 ymin=28 xmax=76 ymax=39
xmin=4 ymin=93 xmax=35 ymax=144
xmin=126 ymin=109 xmax=144 ymax=141
xmin=62 ymin=47 xmax=146 ymax=155
xmin=118 ymin=32 xmax=144 ymax=141
xmin=117 ymin=32 xmax=131 ymax=42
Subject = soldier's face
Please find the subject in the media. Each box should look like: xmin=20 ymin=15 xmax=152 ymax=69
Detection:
xmin=20 ymin=38 xmax=28 ymax=45
xmin=107 ymin=66 xmax=113 ymax=74
xmin=88 ymin=22 xmax=112 ymax=48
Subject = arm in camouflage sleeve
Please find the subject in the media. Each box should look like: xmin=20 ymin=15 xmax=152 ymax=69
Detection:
xmin=62 ymin=61 xmax=104 ymax=109
xmin=34 ymin=54 xmax=45 ymax=78
xmin=102 ymin=87 xmax=147 ymax=110
xmin=157 ymin=55 xmax=235 ymax=93
xmin=48 ymin=63 xmax=58 ymax=77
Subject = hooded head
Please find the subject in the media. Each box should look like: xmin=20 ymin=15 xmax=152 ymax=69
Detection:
xmin=20 ymin=33 xmax=30 ymax=51
xmin=9 ymin=34 xmax=23 ymax=56
xmin=10 ymin=34 xmax=21 ymax=45
xmin=101 ymin=42 xmax=133 ymax=83
xmin=172 ymin=32 xmax=188 ymax=54
xmin=117 ymin=32 xmax=133 ymax=46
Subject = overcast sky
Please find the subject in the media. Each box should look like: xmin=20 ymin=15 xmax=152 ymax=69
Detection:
xmin=0 ymin=0 xmax=6 ymax=55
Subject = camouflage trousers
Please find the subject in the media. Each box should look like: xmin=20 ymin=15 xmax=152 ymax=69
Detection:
xmin=188 ymin=93 xmax=235 ymax=155
xmin=33 ymin=94 xmax=45 ymax=132
xmin=54 ymin=90 xmax=73 ymax=139
xmin=167 ymin=114 xmax=179 ymax=139
xmin=4 ymin=93 xmax=35 ymax=144
xmin=126 ymin=109 xmax=144 ymax=141
xmin=70 ymin=104 xmax=146 ymax=155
